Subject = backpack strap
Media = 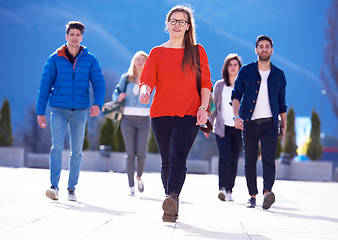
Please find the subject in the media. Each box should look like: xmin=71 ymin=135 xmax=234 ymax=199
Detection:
xmin=195 ymin=45 xmax=201 ymax=98
xmin=117 ymin=75 xmax=129 ymax=94
xmin=195 ymin=44 xmax=213 ymax=134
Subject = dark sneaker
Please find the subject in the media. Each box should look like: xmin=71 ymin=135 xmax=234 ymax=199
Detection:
xmin=67 ymin=189 xmax=77 ymax=202
xmin=246 ymin=197 xmax=256 ymax=208
xmin=162 ymin=194 xmax=178 ymax=222
xmin=262 ymin=192 xmax=275 ymax=210
xmin=46 ymin=187 xmax=59 ymax=200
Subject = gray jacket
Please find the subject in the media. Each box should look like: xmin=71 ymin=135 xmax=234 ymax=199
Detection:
xmin=208 ymin=80 xmax=232 ymax=138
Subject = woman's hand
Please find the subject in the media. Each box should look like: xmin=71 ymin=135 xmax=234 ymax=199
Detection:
xmin=196 ymin=108 xmax=208 ymax=126
xmin=118 ymin=93 xmax=127 ymax=102
xmin=197 ymin=88 xmax=211 ymax=126
xmin=139 ymin=85 xmax=151 ymax=104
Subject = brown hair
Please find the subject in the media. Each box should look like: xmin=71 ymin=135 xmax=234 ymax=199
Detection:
xmin=66 ymin=21 xmax=85 ymax=35
xmin=221 ymin=53 xmax=242 ymax=86
xmin=255 ymin=35 xmax=273 ymax=48
xmin=166 ymin=5 xmax=197 ymax=72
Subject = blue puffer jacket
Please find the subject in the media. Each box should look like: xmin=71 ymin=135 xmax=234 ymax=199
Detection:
xmin=36 ymin=44 xmax=106 ymax=115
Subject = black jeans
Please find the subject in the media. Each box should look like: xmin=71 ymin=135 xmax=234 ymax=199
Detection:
xmin=215 ymin=125 xmax=242 ymax=192
xmin=243 ymin=119 xmax=278 ymax=196
xmin=151 ymin=115 xmax=199 ymax=195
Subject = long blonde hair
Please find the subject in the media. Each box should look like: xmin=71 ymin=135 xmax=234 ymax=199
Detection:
xmin=165 ymin=5 xmax=197 ymax=72
xmin=126 ymin=51 xmax=148 ymax=83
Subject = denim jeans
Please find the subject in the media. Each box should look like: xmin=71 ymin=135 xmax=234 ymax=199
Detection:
xmin=49 ymin=107 xmax=88 ymax=191
xmin=151 ymin=115 xmax=199 ymax=196
xmin=243 ymin=120 xmax=278 ymax=196
xmin=120 ymin=115 xmax=150 ymax=188
xmin=215 ymin=125 xmax=242 ymax=192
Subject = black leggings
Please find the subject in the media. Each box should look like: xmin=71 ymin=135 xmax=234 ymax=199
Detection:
xmin=215 ymin=125 xmax=242 ymax=192
xmin=151 ymin=115 xmax=199 ymax=195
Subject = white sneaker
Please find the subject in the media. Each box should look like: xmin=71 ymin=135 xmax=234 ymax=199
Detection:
xmin=218 ymin=189 xmax=226 ymax=201
xmin=67 ymin=190 xmax=77 ymax=202
xmin=137 ymin=179 xmax=144 ymax=193
xmin=46 ymin=187 xmax=59 ymax=200
xmin=130 ymin=187 xmax=135 ymax=196
xmin=226 ymin=192 xmax=234 ymax=201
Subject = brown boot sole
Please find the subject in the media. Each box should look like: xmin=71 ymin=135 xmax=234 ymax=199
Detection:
xmin=162 ymin=197 xmax=177 ymax=215
xmin=262 ymin=192 xmax=275 ymax=210
xmin=162 ymin=213 xmax=176 ymax=222
xmin=46 ymin=189 xmax=58 ymax=200
xmin=218 ymin=191 xmax=226 ymax=201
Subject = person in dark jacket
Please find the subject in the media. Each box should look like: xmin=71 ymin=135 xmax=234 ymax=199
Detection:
xmin=232 ymin=35 xmax=287 ymax=210
xmin=36 ymin=21 xmax=106 ymax=202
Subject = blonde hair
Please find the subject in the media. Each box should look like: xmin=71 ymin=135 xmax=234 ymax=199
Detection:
xmin=126 ymin=51 xmax=148 ymax=83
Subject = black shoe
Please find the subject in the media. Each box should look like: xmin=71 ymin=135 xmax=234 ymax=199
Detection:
xmin=246 ymin=197 xmax=256 ymax=208
xmin=262 ymin=192 xmax=275 ymax=210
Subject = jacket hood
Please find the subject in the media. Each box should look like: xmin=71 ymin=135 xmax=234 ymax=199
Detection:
xmin=56 ymin=44 xmax=88 ymax=57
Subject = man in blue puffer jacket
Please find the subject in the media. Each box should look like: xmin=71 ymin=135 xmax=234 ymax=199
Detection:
xmin=36 ymin=21 xmax=106 ymax=202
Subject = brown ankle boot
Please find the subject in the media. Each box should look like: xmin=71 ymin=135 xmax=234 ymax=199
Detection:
xmin=162 ymin=193 xmax=179 ymax=222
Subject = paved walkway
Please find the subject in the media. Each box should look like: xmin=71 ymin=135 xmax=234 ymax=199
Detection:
xmin=0 ymin=167 xmax=337 ymax=240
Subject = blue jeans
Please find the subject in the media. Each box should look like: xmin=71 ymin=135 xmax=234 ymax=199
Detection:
xmin=49 ymin=107 xmax=88 ymax=191
xmin=151 ymin=115 xmax=199 ymax=196
xmin=243 ymin=120 xmax=278 ymax=196
xmin=215 ymin=125 xmax=242 ymax=192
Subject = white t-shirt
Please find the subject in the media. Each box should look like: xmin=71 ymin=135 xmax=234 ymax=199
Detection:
xmin=221 ymin=85 xmax=235 ymax=127
xmin=123 ymin=107 xmax=150 ymax=116
xmin=251 ymin=69 xmax=273 ymax=120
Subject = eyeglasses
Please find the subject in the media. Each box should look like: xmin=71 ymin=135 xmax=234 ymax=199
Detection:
xmin=168 ymin=18 xmax=188 ymax=26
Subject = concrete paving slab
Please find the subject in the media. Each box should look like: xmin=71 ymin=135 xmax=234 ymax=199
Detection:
xmin=0 ymin=167 xmax=337 ymax=240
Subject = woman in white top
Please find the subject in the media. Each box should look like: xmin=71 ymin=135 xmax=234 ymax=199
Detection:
xmin=205 ymin=53 xmax=243 ymax=201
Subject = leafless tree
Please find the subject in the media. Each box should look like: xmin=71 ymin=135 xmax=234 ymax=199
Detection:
xmin=86 ymin=69 xmax=120 ymax=150
xmin=103 ymin=69 xmax=120 ymax=103
xmin=321 ymin=0 xmax=338 ymax=118
xmin=16 ymin=104 xmax=52 ymax=153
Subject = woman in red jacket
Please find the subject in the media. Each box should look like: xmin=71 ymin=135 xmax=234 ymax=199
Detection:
xmin=139 ymin=5 xmax=212 ymax=222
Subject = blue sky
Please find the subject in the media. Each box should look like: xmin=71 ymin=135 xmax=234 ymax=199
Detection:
xmin=0 ymin=0 xmax=336 ymax=139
